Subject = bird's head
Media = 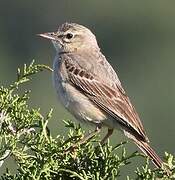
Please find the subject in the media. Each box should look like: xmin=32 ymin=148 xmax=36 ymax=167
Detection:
xmin=38 ymin=22 xmax=99 ymax=53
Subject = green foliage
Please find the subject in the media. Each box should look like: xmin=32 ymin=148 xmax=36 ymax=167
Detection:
xmin=0 ymin=61 xmax=174 ymax=179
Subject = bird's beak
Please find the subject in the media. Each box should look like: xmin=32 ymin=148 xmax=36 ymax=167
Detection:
xmin=37 ymin=32 xmax=57 ymax=41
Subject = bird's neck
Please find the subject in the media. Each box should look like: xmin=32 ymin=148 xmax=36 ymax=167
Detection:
xmin=58 ymin=46 xmax=101 ymax=56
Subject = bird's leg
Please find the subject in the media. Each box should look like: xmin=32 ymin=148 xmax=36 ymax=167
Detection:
xmin=100 ymin=128 xmax=114 ymax=145
xmin=65 ymin=125 xmax=101 ymax=152
xmin=78 ymin=125 xmax=101 ymax=145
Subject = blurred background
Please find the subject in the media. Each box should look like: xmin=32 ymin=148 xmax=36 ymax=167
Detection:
xmin=0 ymin=0 xmax=175 ymax=178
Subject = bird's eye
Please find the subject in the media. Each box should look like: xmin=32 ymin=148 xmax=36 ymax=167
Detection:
xmin=66 ymin=33 xmax=74 ymax=39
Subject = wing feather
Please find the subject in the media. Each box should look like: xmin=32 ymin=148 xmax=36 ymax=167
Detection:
xmin=64 ymin=58 xmax=148 ymax=142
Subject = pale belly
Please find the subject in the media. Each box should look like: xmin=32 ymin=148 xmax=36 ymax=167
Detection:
xmin=54 ymin=74 xmax=106 ymax=125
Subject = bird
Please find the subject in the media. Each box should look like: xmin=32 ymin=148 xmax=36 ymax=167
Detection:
xmin=38 ymin=22 xmax=166 ymax=170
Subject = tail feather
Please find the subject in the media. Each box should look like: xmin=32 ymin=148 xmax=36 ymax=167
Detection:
xmin=123 ymin=131 xmax=170 ymax=175
xmin=134 ymin=140 xmax=163 ymax=168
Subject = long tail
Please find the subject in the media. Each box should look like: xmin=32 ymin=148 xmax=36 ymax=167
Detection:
xmin=135 ymin=140 xmax=171 ymax=175
xmin=134 ymin=139 xmax=163 ymax=168
xmin=123 ymin=130 xmax=170 ymax=174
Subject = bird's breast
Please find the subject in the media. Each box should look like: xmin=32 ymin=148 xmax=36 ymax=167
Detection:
xmin=52 ymin=56 xmax=107 ymax=125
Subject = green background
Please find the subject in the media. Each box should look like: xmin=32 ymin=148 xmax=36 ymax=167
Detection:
xmin=0 ymin=0 xmax=175 ymax=177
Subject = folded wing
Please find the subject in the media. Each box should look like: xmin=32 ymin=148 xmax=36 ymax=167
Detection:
xmin=63 ymin=58 xmax=148 ymax=142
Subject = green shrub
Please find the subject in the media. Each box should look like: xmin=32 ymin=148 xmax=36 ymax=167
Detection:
xmin=0 ymin=61 xmax=174 ymax=179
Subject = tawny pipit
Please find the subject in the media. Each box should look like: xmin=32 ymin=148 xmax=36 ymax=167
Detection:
xmin=39 ymin=23 xmax=165 ymax=169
